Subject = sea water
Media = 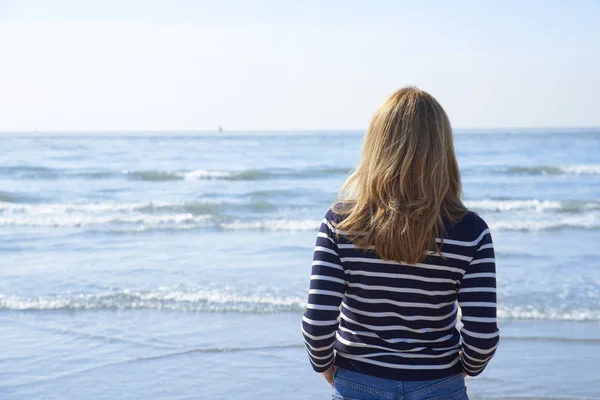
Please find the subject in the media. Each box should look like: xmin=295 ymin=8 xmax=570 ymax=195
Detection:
xmin=0 ymin=130 xmax=599 ymax=399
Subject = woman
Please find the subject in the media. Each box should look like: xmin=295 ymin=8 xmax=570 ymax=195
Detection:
xmin=302 ymin=87 xmax=499 ymax=400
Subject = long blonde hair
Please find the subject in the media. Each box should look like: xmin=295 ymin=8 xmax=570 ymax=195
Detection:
xmin=333 ymin=87 xmax=467 ymax=264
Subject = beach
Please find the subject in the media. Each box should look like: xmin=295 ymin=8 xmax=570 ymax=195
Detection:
xmin=1 ymin=130 xmax=599 ymax=399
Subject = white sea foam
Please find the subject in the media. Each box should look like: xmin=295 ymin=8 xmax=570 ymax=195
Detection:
xmin=220 ymin=219 xmax=321 ymax=231
xmin=559 ymin=165 xmax=600 ymax=175
xmin=0 ymin=213 xmax=211 ymax=228
xmin=507 ymin=164 xmax=600 ymax=176
xmin=2 ymin=289 xmax=599 ymax=321
xmin=124 ymin=169 xmax=271 ymax=181
xmin=2 ymin=200 xmax=599 ymax=232
xmin=497 ymin=305 xmax=600 ymax=321
xmin=36 ymin=199 xmax=590 ymax=216
xmin=219 ymin=215 xmax=600 ymax=232
xmin=466 ymin=199 xmax=600 ymax=213
xmin=0 ymin=201 xmax=170 ymax=214
xmin=465 ymin=199 xmax=563 ymax=212
xmin=0 ymin=289 xmax=306 ymax=313
xmin=181 ymin=169 xmax=234 ymax=180
xmin=0 ymin=200 xmax=202 ymax=229
xmin=489 ymin=212 xmax=600 ymax=231
xmin=0 ymin=200 xmax=321 ymax=231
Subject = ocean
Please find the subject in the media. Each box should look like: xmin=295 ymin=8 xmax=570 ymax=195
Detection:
xmin=0 ymin=130 xmax=599 ymax=400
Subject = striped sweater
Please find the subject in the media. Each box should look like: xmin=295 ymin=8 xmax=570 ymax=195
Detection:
xmin=302 ymin=208 xmax=499 ymax=381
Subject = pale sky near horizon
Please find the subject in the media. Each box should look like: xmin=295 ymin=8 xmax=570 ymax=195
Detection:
xmin=0 ymin=0 xmax=599 ymax=131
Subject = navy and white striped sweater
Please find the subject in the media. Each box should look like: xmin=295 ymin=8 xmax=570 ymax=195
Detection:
xmin=302 ymin=208 xmax=499 ymax=381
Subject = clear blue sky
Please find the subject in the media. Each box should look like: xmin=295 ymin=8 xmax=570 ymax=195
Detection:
xmin=0 ymin=0 xmax=598 ymax=131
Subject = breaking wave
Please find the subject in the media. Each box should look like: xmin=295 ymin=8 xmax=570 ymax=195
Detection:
xmin=3 ymin=164 xmax=599 ymax=183
xmin=0 ymin=165 xmax=351 ymax=181
xmin=487 ymin=212 xmax=600 ymax=231
xmin=0 ymin=289 xmax=306 ymax=313
xmin=497 ymin=305 xmax=600 ymax=321
xmin=2 ymin=289 xmax=599 ymax=321
xmin=220 ymin=219 xmax=320 ymax=231
xmin=1 ymin=199 xmax=599 ymax=232
xmin=466 ymin=199 xmax=600 ymax=213
xmin=125 ymin=167 xmax=351 ymax=181
xmin=505 ymin=165 xmax=600 ymax=176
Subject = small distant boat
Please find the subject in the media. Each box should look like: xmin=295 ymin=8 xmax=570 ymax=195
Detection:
xmin=218 ymin=126 xmax=223 ymax=133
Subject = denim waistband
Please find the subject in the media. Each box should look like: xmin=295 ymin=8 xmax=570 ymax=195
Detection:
xmin=333 ymin=367 xmax=466 ymax=400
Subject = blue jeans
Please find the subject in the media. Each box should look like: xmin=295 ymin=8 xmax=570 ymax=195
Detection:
xmin=333 ymin=368 xmax=468 ymax=400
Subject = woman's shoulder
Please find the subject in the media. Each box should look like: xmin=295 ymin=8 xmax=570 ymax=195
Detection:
xmin=326 ymin=202 xmax=352 ymax=222
xmin=459 ymin=210 xmax=489 ymax=229
xmin=446 ymin=210 xmax=491 ymax=243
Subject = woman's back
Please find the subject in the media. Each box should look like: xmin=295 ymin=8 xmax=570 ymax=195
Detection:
xmin=302 ymin=209 xmax=498 ymax=381
xmin=301 ymin=87 xmax=499 ymax=399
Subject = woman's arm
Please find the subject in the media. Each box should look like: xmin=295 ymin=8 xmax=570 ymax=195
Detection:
xmin=457 ymin=228 xmax=500 ymax=376
xmin=302 ymin=213 xmax=345 ymax=380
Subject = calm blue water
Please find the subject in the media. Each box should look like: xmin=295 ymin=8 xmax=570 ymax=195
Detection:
xmin=1 ymin=131 xmax=599 ymax=400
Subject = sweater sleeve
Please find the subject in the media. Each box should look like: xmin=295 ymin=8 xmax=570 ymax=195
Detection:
xmin=301 ymin=212 xmax=345 ymax=372
xmin=457 ymin=227 xmax=500 ymax=377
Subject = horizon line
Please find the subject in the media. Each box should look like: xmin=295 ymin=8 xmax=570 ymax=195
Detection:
xmin=1 ymin=126 xmax=600 ymax=135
